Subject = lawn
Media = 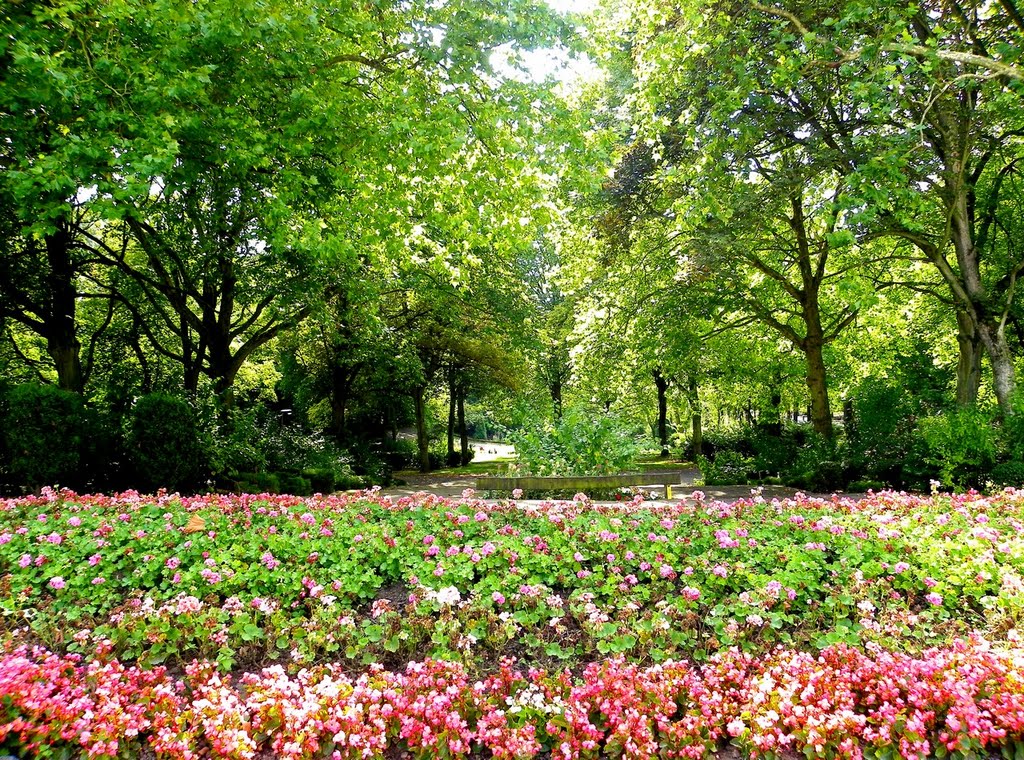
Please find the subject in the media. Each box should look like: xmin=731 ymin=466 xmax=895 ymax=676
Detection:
xmin=2 ymin=487 xmax=1024 ymax=757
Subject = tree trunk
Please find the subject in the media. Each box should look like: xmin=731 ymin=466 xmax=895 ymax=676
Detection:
xmin=978 ymin=321 xmax=1016 ymax=414
xmin=687 ymin=377 xmax=702 ymax=459
xmin=447 ymin=367 xmax=457 ymax=463
xmin=550 ymin=378 xmax=563 ymax=421
xmin=948 ymin=169 xmax=1015 ymax=413
xmin=653 ymin=368 xmax=670 ymax=456
xmin=43 ymin=225 xmax=84 ymax=393
xmin=804 ymin=338 xmax=833 ymax=437
xmin=955 ymin=309 xmax=983 ymax=405
xmin=329 ymin=362 xmax=354 ymax=440
xmin=458 ymin=385 xmax=469 ymax=465
xmin=413 ymin=385 xmax=430 ymax=473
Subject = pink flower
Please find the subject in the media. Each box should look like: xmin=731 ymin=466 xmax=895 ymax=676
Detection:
xmin=261 ymin=552 xmax=280 ymax=570
xmin=713 ymin=564 xmax=729 ymax=578
xmin=88 ymin=554 xmax=102 ymax=566
xmin=48 ymin=576 xmax=65 ymax=590
xmin=512 ymin=488 xmax=523 ymax=499
xmin=91 ymin=576 xmax=105 ymax=585
xmin=18 ymin=554 xmax=31 ymax=568
xmin=492 ymin=592 xmax=505 ymax=605
xmin=926 ymin=592 xmax=943 ymax=606
xmin=166 ymin=557 xmax=180 ymax=570
xmin=682 ymin=586 xmax=701 ymax=601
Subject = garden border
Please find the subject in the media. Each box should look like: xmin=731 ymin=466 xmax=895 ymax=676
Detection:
xmin=475 ymin=472 xmax=688 ymax=497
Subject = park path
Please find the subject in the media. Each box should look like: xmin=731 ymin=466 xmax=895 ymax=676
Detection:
xmin=380 ymin=467 xmax=840 ymax=504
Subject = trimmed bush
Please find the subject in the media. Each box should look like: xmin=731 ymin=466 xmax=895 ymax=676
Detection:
xmin=127 ymin=393 xmax=205 ymax=492
xmin=0 ymin=383 xmax=89 ymax=491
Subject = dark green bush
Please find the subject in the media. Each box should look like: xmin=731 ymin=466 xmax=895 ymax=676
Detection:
xmin=277 ymin=472 xmax=311 ymax=496
xmin=989 ymin=460 xmax=1024 ymax=488
xmin=847 ymin=377 xmax=921 ymax=487
xmin=303 ymin=468 xmax=336 ymax=493
xmin=128 ymin=393 xmax=205 ymax=492
xmin=233 ymin=471 xmax=282 ymax=494
xmin=0 ymin=383 xmax=89 ymax=491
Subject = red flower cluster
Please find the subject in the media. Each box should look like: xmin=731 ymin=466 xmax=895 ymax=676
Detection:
xmin=2 ymin=639 xmax=1024 ymax=759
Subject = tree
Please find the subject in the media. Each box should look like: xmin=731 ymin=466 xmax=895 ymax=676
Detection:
xmin=630 ymin=0 xmax=1024 ymax=411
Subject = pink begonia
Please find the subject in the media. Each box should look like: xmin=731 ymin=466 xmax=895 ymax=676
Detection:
xmin=0 ymin=643 xmax=962 ymax=760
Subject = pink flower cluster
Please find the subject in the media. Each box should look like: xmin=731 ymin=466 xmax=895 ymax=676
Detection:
xmin=3 ymin=640 xmax=1024 ymax=759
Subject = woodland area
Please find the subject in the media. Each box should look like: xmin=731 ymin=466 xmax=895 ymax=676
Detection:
xmin=3 ymin=0 xmax=1024 ymax=494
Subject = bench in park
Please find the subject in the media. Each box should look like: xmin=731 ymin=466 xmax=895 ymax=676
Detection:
xmin=475 ymin=472 xmax=690 ymax=499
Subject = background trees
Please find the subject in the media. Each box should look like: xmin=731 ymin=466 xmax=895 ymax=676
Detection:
xmin=5 ymin=0 xmax=1024 ymax=494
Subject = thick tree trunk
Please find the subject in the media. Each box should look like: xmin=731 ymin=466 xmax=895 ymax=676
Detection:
xmin=458 ymin=386 xmax=469 ymax=465
xmin=44 ymin=226 xmax=84 ymax=393
xmin=413 ymin=385 xmax=430 ymax=473
xmin=948 ymin=172 xmax=1015 ymax=413
xmin=804 ymin=339 xmax=833 ymax=437
xmin=955 ymin=310 xmax=983 ymax=405
xmin=978 ymin=321 xmax=1016 ymax=414
xmin=653 ymin=368 xmax=669 ymax=456
xmin=329 ymin=362 xmax=354 ymax=439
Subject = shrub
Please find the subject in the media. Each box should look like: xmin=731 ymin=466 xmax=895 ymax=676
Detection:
xmin=509 ymin=408 xmax=641 ymax=476
xmin=127 ymin=393 xmax=205 ymax=492
xmin=0 ymin=383 xmax=90 ymax=491
xmin=846 ymin=377 xmax=926 ymax=487
xmin=698 ymin=451 xmax=754 ymax=485
xmin=918 ymin=405 xmax=999 ymax=488
xmin=989 ymin=460 xmax=1024 ymax=489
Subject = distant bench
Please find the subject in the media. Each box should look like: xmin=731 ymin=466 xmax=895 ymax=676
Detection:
xmin=475 ymin=472 xmax=690 ymax=499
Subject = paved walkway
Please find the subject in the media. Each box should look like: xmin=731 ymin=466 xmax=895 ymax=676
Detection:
xmin=380 ymin=468 xmax=844 ymax=504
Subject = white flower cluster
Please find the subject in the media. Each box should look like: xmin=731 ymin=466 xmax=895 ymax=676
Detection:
xmin=505 ymin=684 xmax=564 ymax=716
xmin=423 ymin=586 xmax=461 ymax=607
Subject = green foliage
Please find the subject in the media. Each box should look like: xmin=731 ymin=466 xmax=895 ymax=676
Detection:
xmin=128 ymin=394 xmax=205 ymax=492
xmin=919 ymin=406 xmax=1000 ymax=489
xmin=510 ymin=408 xmax=641 ymax=476
xmin=697 ymin=452 xmax=753 ymax=486
xmin=989 ymin=460 xmax=1024 ymax=489
xmin=0 ymin=383 xmax=89 ymax=491
xmin=847 ymin=377 xmax=920 ymax=486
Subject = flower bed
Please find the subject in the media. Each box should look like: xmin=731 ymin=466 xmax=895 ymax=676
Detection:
xmin=2 ymin=640 xmax=1024 ymax=759
xmin=2 ymin=487 xmax=1024 ymax=757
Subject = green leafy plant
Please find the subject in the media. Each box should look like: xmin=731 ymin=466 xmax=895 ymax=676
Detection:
xmin=509 ymin=408 xmax=641 ymax=476
xmin=0 ymin=383 xmax=90 ymax=491
xmin=919 ymin=405 xmax=999 ymax=488
xmin=127 ymin=393 xmax=205 ymax=492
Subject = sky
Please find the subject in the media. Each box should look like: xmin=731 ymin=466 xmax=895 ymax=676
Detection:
xmin=492 ymin=0 xmax=603 ymax=85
